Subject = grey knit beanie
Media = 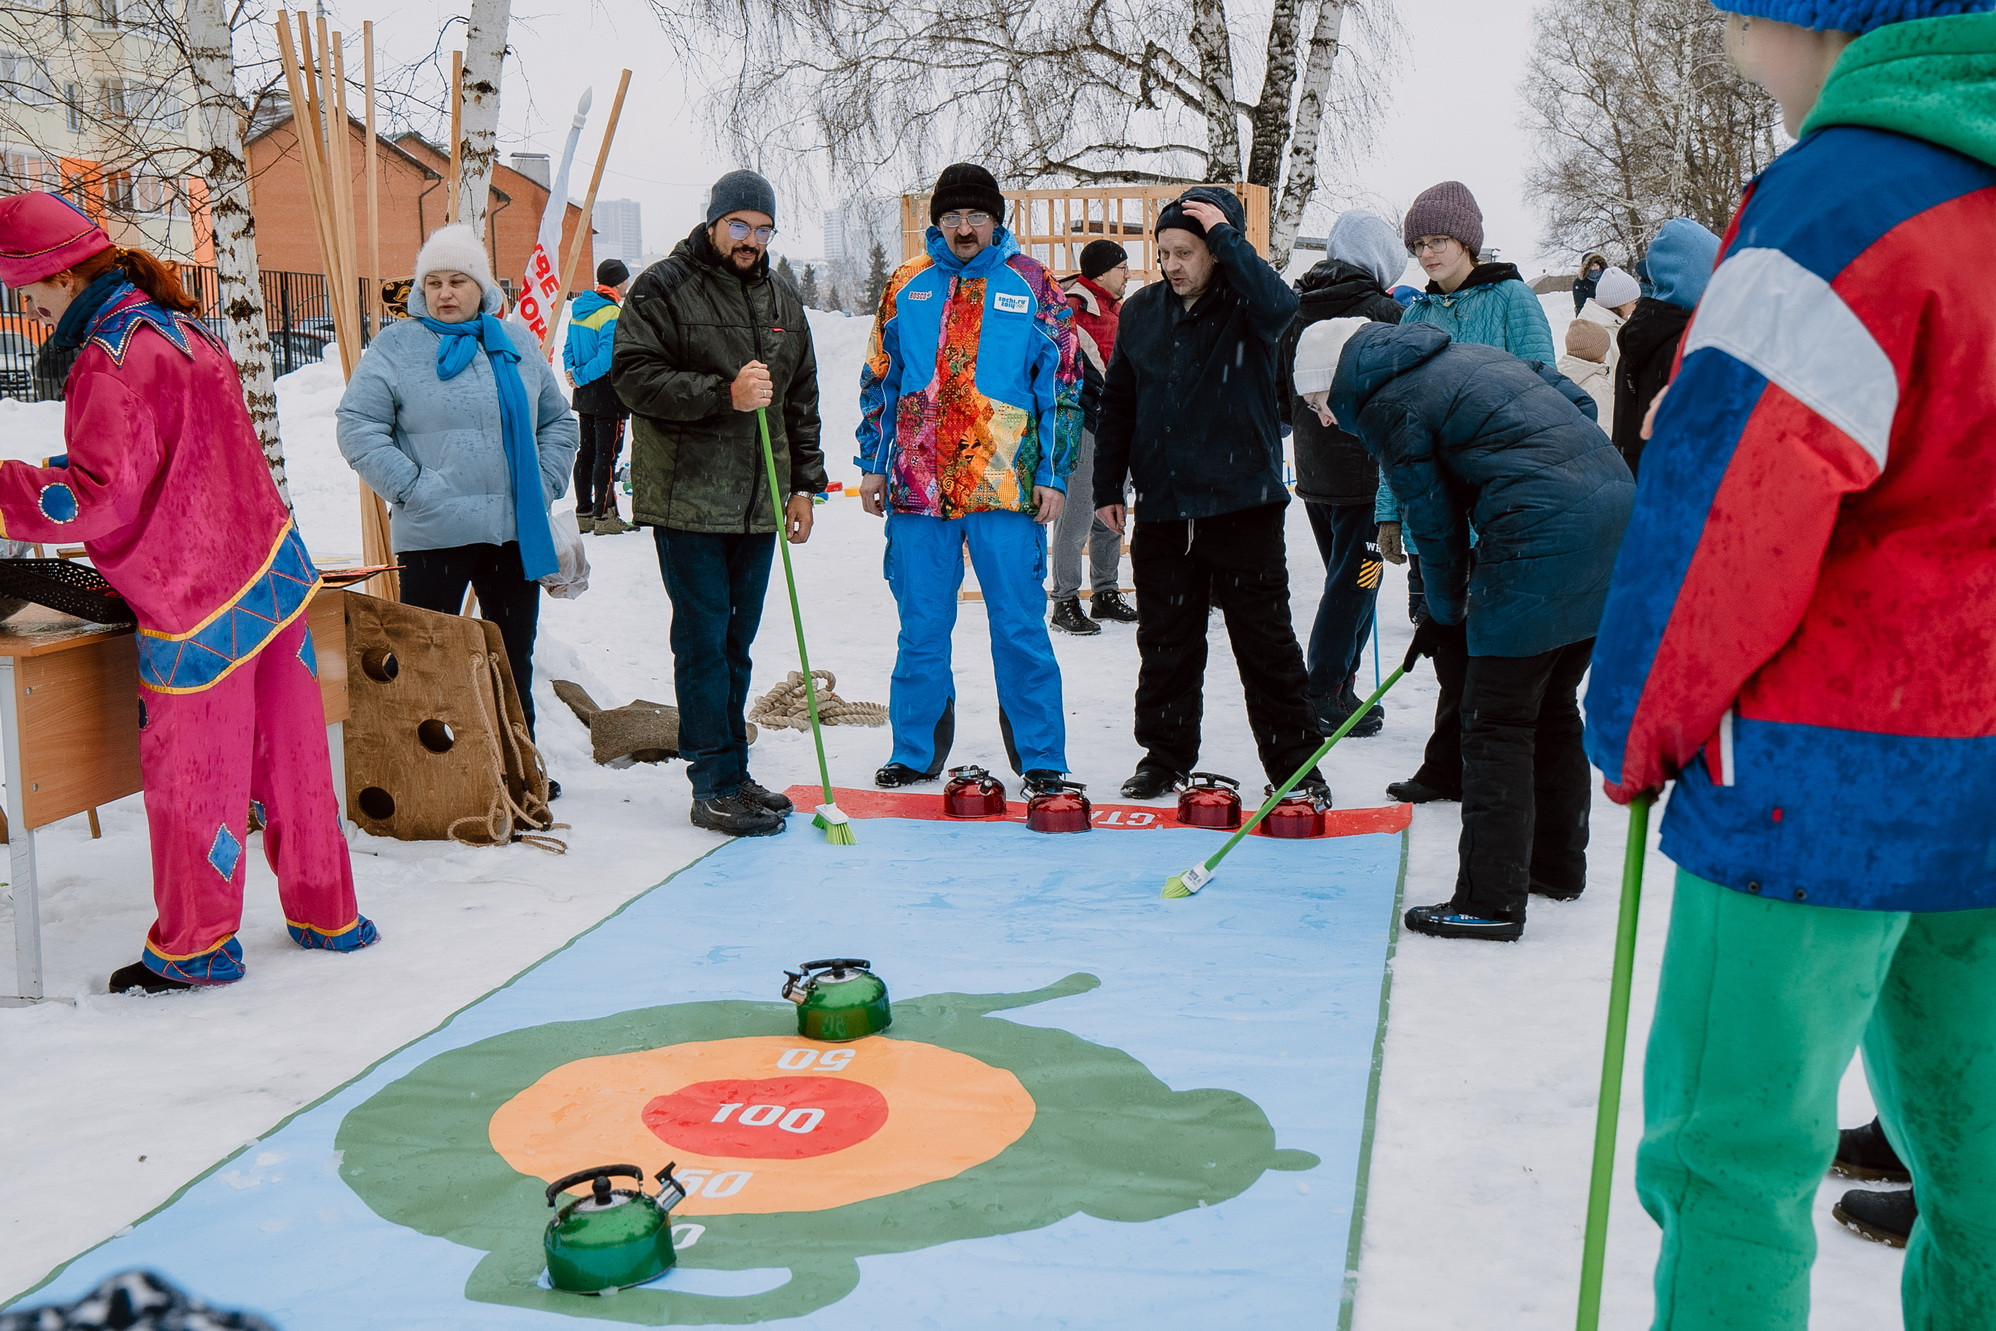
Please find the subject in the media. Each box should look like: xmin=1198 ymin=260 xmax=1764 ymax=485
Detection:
xmin=1402 ymin=181 xmax=1484 ymax=258
xmin=707 ymin=169 xmax=777 ymax=225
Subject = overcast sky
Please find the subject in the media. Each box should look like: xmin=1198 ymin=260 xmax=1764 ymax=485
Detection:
xmin=328 ymin=0 xmax=1555 ymax=275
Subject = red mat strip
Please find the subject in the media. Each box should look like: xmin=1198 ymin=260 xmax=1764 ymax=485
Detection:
xmin=783 ymin=786 xmax=1412 ymax=839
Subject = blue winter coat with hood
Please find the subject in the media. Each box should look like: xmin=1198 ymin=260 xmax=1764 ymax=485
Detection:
xmin=1329 ymin=323 xmax=1635 ymax=657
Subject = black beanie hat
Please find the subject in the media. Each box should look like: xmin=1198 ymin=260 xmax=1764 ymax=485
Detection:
xmin=929 ymin=163 xmax=1006 ymax=226
xmin=596 ymin=258 xmax=630 ymax=287
xmin=1079 ymin=239 xmax=1128 ymax=280
xmin=1156 ymin=185 xmax=1247 ymax=241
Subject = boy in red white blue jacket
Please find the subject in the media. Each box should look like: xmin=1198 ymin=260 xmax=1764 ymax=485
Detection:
xmin=1582 ymin=2 xmax=1996 ymax=1324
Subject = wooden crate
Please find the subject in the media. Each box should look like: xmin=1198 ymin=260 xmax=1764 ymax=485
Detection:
xmin=900 ymin=183 xmax=1271 ymax=283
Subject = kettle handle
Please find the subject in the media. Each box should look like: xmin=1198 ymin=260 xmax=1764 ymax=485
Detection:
xmin=799 ymin=958 xmax=871 ymax=971
xmin=546 ymin=1163 xmax=642 ymax=1207
xmin=1189 ymin=771 xmax=1240 ymax=790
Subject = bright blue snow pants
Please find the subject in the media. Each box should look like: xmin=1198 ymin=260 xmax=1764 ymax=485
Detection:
xmin=883 ymin=510 xmax=1066 ymax=776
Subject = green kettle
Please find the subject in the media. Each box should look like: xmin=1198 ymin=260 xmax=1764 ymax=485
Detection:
xmin=543 ymin=1162 xmax=687 ymax=1294
xmin=781 ymin=958 xmax=892 ymax=1041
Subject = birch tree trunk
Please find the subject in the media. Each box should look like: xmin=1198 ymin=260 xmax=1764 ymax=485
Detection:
xmin=456 ymin=0 xmax=511 ymax=235
xmin=1271 ymin=0 xmax=1354 ymax=269
xmin=1188 ymin=0 xmax=1241 ymax=182
xmin=1244 ymin=0 xmax=1305 ymax=190
xmin=183 ymin=0 xmax=288 ymax=504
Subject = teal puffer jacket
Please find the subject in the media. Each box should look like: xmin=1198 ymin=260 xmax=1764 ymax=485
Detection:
xmin=1376 ymin=262 xmax=1557 ymax=526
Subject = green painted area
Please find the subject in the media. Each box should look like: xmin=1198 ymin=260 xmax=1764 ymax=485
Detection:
xmin=337 ymin=973 xmax=1319 ymax=1325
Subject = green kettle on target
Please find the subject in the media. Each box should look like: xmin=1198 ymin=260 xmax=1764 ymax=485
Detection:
xmin=543 ymin=1162 xmax=687 ymax=1294
xmin=781 ymin=958 xmax=891 ymax=1041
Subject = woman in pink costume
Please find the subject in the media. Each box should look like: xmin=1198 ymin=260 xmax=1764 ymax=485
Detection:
xmin=0 ymin=191 xmax=375 ymax=994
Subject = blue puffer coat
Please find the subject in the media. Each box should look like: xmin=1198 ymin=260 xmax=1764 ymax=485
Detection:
xmin=1330 ymin=323 xmax=1634 ymax=657
xmin=1377 ymin=262 xmax=1555 ymax=526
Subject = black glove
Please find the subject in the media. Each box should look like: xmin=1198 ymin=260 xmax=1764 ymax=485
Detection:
xmin=1402 ymin=619 xmax=1446 ymax=672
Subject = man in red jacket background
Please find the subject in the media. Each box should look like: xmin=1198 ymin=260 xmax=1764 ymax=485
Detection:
xmin=1047 ymin=239 xmax=1136 ymax=635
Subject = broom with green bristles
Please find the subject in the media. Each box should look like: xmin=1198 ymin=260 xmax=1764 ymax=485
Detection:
xmin=1163 ymin=656 xmax=1413 ymax=898
xmin=756 ymin=407 xmax=855 ymax=844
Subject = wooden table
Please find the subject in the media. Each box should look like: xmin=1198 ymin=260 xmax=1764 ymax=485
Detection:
xmin=0 ymin=588 xmax=349 ymax=1003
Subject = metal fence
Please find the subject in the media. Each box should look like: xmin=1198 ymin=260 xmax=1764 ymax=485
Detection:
xmin=0 ymin=265 xmax=371 ymax=403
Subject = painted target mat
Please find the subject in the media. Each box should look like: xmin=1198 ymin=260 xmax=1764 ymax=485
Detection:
xmin=15 ymin=810 xmax=1408 ymax=1329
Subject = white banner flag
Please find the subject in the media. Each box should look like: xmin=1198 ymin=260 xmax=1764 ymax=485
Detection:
xmin=515 ymin=87 xmax=592 ymax=349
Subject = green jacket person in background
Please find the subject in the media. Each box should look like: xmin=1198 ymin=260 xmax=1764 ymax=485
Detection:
xmin=611 ymin=169 xmax=827 ymax=838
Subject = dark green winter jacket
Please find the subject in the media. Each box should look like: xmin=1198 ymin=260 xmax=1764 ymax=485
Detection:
xmin=611 ymin=224 xmax=826 ymax=533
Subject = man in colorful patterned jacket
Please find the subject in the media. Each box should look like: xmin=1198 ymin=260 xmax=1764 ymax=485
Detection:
xmin=1583 ymin=3 xmax=1996 ymax=1324
xmin=857 ymin=162 xmax=1081 ymax=790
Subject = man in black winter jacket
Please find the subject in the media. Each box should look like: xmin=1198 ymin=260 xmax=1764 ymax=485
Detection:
xmin=1095 ymin=186 xmax=1327 ymax=802
xmin=1278 ymin=209 xmax=1405 ymax=740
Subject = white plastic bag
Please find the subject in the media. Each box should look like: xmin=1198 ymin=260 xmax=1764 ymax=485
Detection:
xmin=539 ymin=508 xmax=591 ymax=600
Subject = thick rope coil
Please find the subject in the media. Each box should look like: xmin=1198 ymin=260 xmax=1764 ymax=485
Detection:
xmin=748 ymin=669 xmax=888 ymax=732
xmin=448 ymin=652 xmax=569 ymax=854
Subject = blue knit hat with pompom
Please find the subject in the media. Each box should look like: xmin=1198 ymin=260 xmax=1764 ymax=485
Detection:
xmin=1709 ymin=0 xmax=1993 ymax=32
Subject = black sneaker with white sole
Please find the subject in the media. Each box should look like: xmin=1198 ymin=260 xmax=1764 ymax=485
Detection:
xmin=730 ymin=778 xmax=795 ymax=816
xmin=875 ymin=762 xmax=940 ymax=788
xmin=1833 ymin=1187 xmax=1916 ymax=1248
xmin=691 ymin=792 xmax=787 ymax=837
xmin=1403 ymin=901 xmax=1524 ymax=941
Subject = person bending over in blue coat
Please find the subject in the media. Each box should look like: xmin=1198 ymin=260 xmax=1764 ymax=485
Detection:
xmin=1295 ymin=318 xmax=1634 ymax=941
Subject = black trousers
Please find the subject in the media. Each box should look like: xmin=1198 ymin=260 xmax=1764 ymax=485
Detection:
xmin=1452 ymin=638 xmax=1595 ymax=921
xmin=399 ymin=542 xmax=542 ymax=736
xmin=1129 ymin=503 xmax=1324 ymax=785
xmin=1407 ymin=555 xmax=1468 ymax=798
xmin=573 ymin=412 xmax=626 ymax=519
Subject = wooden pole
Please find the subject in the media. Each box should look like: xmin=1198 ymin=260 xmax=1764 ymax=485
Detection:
xmin=445 ymin=51 xmax=463 ymax=225
xmin=363 ymin=21 xmax=381 ymax=334
xmin=538 ymin=68 xmax=631 ymax=359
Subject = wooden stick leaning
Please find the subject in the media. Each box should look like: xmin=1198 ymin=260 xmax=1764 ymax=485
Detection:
xmin=537 ymin=68 xmax=631 ymax=360
xmin=445 ymin=51 xmax=463 ymax=225
xmin=363 ymin=22 xmax=381 ymax=334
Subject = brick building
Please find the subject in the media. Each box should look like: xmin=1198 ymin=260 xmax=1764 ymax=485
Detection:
xmin=245 ymin=111 xmax=592 ymax=299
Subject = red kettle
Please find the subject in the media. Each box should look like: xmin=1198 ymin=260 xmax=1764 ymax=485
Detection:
xmin=1259 ymin=784 xmax=1329 ymax=839
xmin=943 ymin=765 xmax=1008 ymax=819
xmin=1176 ymin=772 xmax=1243 ymax=830
xmin=1026 ymin=779 xmax=1092 ymax=834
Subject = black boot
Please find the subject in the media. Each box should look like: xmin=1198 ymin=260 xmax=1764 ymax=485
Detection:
xmin=1120 ymin=766 xmax=1187 ymax=800
xmin=1386 ymin=779 xmax=1458 ymax=804
xmin=1089 ymin=589 xmax=1138 ymax=622
xmin=691 ymin=792 xmax=787 ymax=837
xmin=875 ymin=762 xmax=939 ymax=788
xmin=1833 ymin=1118 xmax=1911 ymax=1183
xmin=1833 ymin=1187 xmax=1916 ymax=1248
xmin=1403 ymin=901 xmax=1523 ymax=942
xmin=107 ymin=961 xmax=196 ymax=995
xmin=1050 ymin=597 xmax=1100 ymax=635
xmin=729 ymin=778 xmax=795 ymax=815
xmin=1022 ymin=768 xmax=1068 ymax=797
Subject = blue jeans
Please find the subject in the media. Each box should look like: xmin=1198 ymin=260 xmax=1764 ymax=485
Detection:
xmin=1303 ymin=501 xmax=1379 ymax=712
xmin=884 ymin=510 xmax=1066 ymax=775
xmin=654 ymin=526 xmax=775 ymax=799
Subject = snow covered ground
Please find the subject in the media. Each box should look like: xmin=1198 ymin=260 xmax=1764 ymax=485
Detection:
xmin=0 ymin=307 xmax=1904 ymax=1326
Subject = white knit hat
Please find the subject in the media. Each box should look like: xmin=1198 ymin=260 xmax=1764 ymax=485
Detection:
xmin=1592 ymin=265 xmax=1641 ymax=309
xmin=409 ymin=224 xmax=502 ymax=317
xmin=1293 ymin=317 xmax=1372 ymax=397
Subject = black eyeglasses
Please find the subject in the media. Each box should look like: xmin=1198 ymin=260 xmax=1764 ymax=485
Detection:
xmin=725 ymin=220 xmax=776 ymax=244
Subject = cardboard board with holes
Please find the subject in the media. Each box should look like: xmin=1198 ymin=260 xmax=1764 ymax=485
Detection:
xmin=7 ymin=809 xmax=1408 ymax=1328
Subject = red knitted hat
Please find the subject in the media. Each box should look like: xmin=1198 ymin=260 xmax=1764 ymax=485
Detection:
xmin=0 ymin=191 xmax=113 ymax=287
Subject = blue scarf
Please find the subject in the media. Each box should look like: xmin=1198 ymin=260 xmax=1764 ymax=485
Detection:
xmin=418 ymin=312 xmax=557 ymax=580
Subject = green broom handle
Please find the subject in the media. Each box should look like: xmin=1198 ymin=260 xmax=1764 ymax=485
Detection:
xmin=1198 ymin=664 xmax=1407 ymax=869
xmin=1576 ymin=793 xmax=1654 ymax=1330
xmin=755 ymin=408 xmax=835 ymax=804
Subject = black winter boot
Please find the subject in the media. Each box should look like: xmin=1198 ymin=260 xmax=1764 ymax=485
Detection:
xmin=1403 ymin=901 xmax=1523 ymax=942
xmin=1120 ymin=766 xmax=1187 ymax=800
xmin=1833 ymin=1187 xmax=1916 ymax=1248
xmin=1833 ymin=1118 xmax=1911 ymax=1183
xmin=1022 ymin=769 xmax=1068 ymax=797
xmin=875 ymin=762 xmax=940 ymax=788
xmin=1318 ymin=684 xmax=1383 ymax=739
xmin=107 ymin=962 xmax=196 ymax=995
xmin=691 ymin=792 xmax=787 ymax=837
xmin=1089 ymin=589 xmax=1138 ymax=622
xmin=1386 ymin=779 xmax=1457 ymax=804
xmin=1050 ymin=597 xmax=1100 ymax=635
xmin=729 ymin=778 xmax=795 ymax=815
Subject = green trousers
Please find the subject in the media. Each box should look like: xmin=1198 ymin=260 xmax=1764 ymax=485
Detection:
xmin=1638 ymin=871 xmax=1996 ymax=1329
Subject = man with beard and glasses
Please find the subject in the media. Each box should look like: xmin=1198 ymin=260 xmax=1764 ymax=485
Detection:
xmin=612 ymin=168 xmax=827 ymax=838
xmin=857 ymin=161 xmax=1081 ymax=792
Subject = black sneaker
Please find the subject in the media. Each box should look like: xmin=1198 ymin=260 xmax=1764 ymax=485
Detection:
xmin=107 ymin=961 xmax=196 ymax=995
xmin=1022 ymin=768 xmax=1068 ymax=797
xmin=729 ymin=778 xmax=795 ymax=816
xmin=875 ymin=762 xmax=939 ymax=788
xmin=1329 ymin=683 xmax=1384 ymax=738
xmin=691 ymin=792 xmax=787 ymax=837
xmin=1530 ymin=881 xmax=1585 ymax=902
xmin=1833 ymin=1187 xmax=1916 ymax=1248
xmin=1833 ymin=1118 xmax=1911 ymax=1183
xmin=1403 ymin=901 xmax=1524 ymax=941
xmin=1387 ymin=779 xmax=1459 ymax=804
xmin=1120 ymin=766 xmax=1187 ymax=800
xmin=1089 ymin=590 xmax=1138 ymax=622
xmin=1050 ymin=597 xmax=1101 ymax=635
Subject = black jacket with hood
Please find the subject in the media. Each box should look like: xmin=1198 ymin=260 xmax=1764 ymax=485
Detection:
xmin=1278 ymin=259 xmax=1403 ymax=506
xmin=1610 ymin=298 xmax=1691 ymax=472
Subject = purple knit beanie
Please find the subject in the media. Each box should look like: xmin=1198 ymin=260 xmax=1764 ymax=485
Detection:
xmin=1402 ymin=181 xmax=1484 ymax=257
xmin=1707 ymin=0 xmax=1993 ymax=31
